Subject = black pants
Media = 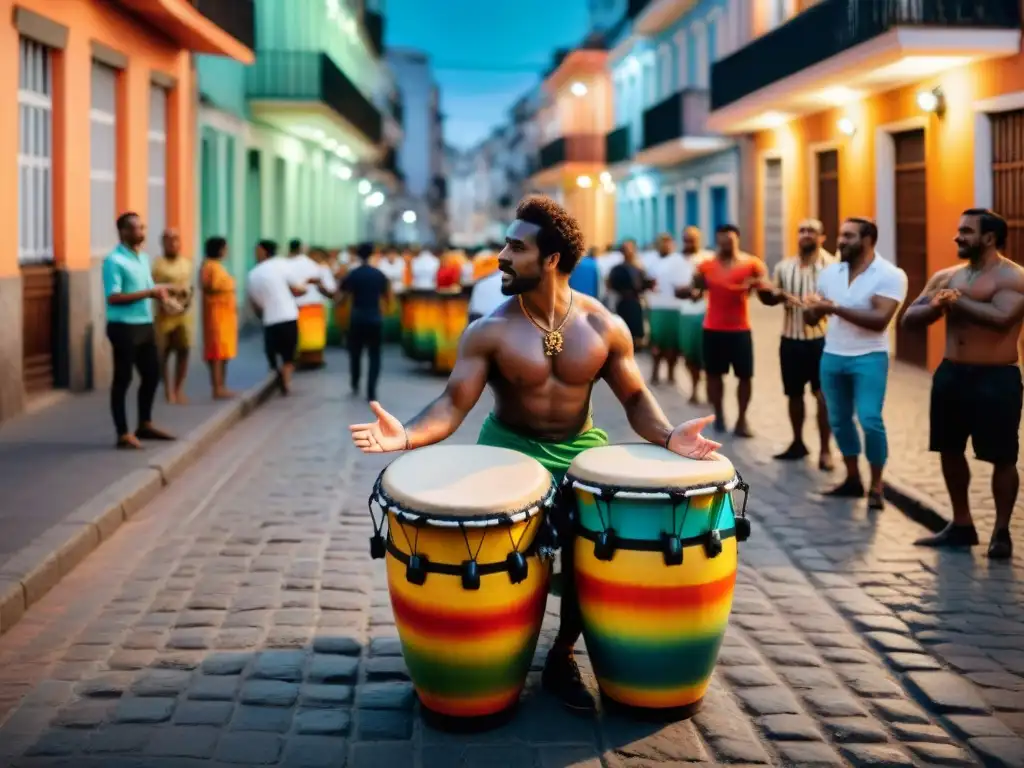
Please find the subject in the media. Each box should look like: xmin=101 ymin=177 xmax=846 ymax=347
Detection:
xmin=349 ymin=321 xmax=382 ymax=400
xmin=107 ymin=322 xmax=160 ymax=437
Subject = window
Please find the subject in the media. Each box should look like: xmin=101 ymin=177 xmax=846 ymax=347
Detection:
xmin=685 ymin=189 xmax=700 ymax=228
xmin=18 ymin=38 xmax=53 ymax=265
xmin=686 ymin=29 xmax=698 ymax=89
xmin=675 ymin=32 xmax=688 ymax=88
xmin=642 ymin=54 xmax=656 ymax=107
xmin=91 ymin=62 xmax=118 ymax=258
xmin=710 ymin=185 xmax=729 ymax=232
xmin=707 ymin=16 xmax=718 ymax=64
xmin=664 ymin=193 xmax=676 ymax=236
xmin=657 ymin=44 xmax=672 ymax=100
xmin=148 ymin=85 xmax=168 ymax=247
xmin=691 ymin=22 xmax=708 ymax=88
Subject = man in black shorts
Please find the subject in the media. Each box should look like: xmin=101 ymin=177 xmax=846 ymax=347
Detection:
xmin=758 ymin=219 xmax=836 ymax=469
xmin=339 ymin=243 xmax=391 ymax=401
xmin=247 ymin=239 xmax=309 ymax=395
xmin=902 ymin=208 xmax=1024 ymax=559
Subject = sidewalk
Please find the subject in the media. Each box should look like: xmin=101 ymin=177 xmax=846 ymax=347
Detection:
xmin=0 ymin=332 xmax=278 ymax=632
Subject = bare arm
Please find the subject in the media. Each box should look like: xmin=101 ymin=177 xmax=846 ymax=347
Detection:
xmin=108 ymin=289 xmax=158 ymax=306
xmin=833 ymin=295 xmax=902 ymax=333
xmin=402 ymin=320 xmax=491 ymax=449
xmin=948 ymin=272 xmax=1024 ymax=330
xmin=601 ymin=315 xmax=674 ymax=447
xmin=902 ymin=269 xmax=957 ymax=329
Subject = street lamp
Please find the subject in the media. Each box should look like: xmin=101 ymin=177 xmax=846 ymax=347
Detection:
xmin=403 ymin=210 xmax=417 ymax=224
xmin=570 ymin=81 xmax=588 ymax=97
xmin=358 ymin=179 xmax=372 ymax=195
xmin=366 ymin=191 xmax=385 ymax=208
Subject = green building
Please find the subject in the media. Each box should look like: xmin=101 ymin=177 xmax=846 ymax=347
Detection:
xmin=195 ymin=0 xmax=398 ymax=311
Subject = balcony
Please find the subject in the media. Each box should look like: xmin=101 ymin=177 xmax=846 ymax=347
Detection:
xmin=247 ymin=51 xmax=383 ymax=149
xmin=637 ymin=90 xmax=730 ymax=166
xmin=605 ymin=126 xmax=631 ymax=166
xmin=365 ymin=10 xmax=384 ymax=57
xmin=191 ymin=0 xmax=255 ymax=50
xmin=627 ymin=0 xmax=696 ymax=35
xmin=537 ymin=134 xmax=605 ymax=172
xmin=709 ymin=0 xmax=1021 ymax=133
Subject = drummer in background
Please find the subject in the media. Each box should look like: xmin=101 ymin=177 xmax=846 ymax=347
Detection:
xmin=349 ymin=194 xmax=720 ymax=714
xmin=467 ymin=266 xmax=504 ymax=324
xmin=411 ymin=246 xmax=440 ymax=290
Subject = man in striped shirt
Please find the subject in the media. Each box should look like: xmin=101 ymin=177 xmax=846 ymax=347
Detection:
xmin=758 ymin=219 xmax=836 ymax=469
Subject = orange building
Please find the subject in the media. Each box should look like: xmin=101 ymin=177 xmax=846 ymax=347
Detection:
xmin=708 ymin=0 xmax=1023 ymax=370
xmin=527 ymin=39 xmax=616 ymax=249
xmin=0 ymin=0 xmax=253 ymax=421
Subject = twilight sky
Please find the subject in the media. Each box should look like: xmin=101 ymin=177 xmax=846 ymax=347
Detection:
xmin=385 ymin=0 xmax=590 ymax=150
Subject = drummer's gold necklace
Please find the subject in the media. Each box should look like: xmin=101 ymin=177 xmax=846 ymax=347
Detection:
xmin=519 ymin=291 xmax=573 ymax=356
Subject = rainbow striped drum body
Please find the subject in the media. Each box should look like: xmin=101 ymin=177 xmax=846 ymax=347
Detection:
xmin=368 ymin=446 xmax=557 ymax=728
xmin=565 ymin=444 xmax=751 ymax=716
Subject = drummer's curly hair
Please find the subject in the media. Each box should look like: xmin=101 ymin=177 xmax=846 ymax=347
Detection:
xmin=516 ymin=195 xmax=586 ymax=274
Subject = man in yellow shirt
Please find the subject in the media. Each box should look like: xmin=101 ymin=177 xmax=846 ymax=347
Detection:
xmin=151 ymin=228 xmax=194 ymax=403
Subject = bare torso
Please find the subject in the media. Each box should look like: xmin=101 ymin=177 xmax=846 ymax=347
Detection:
xmin=472 ymin=293 xmax=619 ymax=441
xmin=943 ymin=260 xmax=1024 ymax=365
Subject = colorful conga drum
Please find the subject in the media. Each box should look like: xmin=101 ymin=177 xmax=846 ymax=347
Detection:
xmin=368 ymin=445 xmax=558 ymax=730
xmin=564 ymin=444 xmax=751 ymax=718
xmin=400 ymin=291 xmax=435 ymax=362
xmin=383 ymin=292 xmax=402 ymax=343
xmin=434 ymin=290 xmax=469 ymax=374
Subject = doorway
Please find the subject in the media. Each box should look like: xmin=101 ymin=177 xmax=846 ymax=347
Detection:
xmin=893 ymin=128 xmax=928 ymax=367
xmin=816 ymin=149 xmax=840 ymax=253
xmin=762 ymin=157 xmax=784 ymax=271
xmin=991 ymin=108 xmax=1024 ymax=266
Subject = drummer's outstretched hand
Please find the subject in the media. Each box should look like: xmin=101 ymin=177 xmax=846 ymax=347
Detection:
xmin=349 ymin=401 xmax=408 ymax=453
xmin=667 ymin=415 xmax=722 ymax=460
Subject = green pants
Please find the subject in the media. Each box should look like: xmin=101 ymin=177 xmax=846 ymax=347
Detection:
xmin=476 ymin=413 xmax=609 ymax=484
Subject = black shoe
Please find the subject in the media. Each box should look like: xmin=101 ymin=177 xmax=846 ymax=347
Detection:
xmin=914 ymin=523 xmax=979 ymax=549
xmin=774 ymin=443 xmax=809 ymax=461
xmin=867 ymin=490 xmax=885 ymax=510
xmin=824 ymin=479 xmax=865 ymax=498
xmin=542 ymin=651 xmax=595 ymax=713
xmin=713 ymin=417 xmax=727 ymax=433
xmin=987 ymin=529 xmax=1013 ymax=560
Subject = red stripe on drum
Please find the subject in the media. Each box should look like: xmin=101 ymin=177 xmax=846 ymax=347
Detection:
xmin=576 ymin=569 xmax=737 ymax=609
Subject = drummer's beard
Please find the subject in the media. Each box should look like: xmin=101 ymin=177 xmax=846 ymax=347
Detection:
xmin=500 ymin=270 xmax=541 ymax=296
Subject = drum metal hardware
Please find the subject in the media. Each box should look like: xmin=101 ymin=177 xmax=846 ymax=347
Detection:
xmin=733 ymin=474 xmax=751 ymax=542
xmin=506 ymin=551 xmax=529 ymax=584
xmin=705 ymin=530 xmax=723 ymax=559
xmin=594 ymin=529 xmax=617 ymax=561
xmin=369 ymin=533 xmax=387 ymax=560
xmin=368 ymin=474 xmax=390 ymax=560
xmin=735 ymin=517 xmax=751 ymax=542
xmin=406 ymin=554 xmax=428 ymax=585
xmin=661 ymin=533 xmax=683 ymax=566
xmin=461 ymin=560 xmax=481 ymax=591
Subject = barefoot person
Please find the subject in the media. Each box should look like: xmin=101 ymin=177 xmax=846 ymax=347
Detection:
xmin=803 ymin=218 xmax=908 ymax=510
xmin=200 ymin=236 xmax=239 ymax=399
xmin=902 ymin=209 xmax=1024 ymax=559
xmin=758 ymin=219 xmax=836 ymax=469
xmin=349 ymin=195 xmax=720 ymax=713
xmin=151 ymin=228 xmax=194 ymax=404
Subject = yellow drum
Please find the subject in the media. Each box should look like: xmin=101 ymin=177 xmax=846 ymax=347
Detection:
xmin=565 ymin=444 xmax=751 ymax=717
xmin=368 ymin=445 xmax=558 ymax=730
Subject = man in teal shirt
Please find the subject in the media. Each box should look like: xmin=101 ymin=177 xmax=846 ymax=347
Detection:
xmin=103 ymin=212 xmax=175 ymax=449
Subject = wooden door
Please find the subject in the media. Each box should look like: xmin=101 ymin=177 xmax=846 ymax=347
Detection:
xmin=22 ymin=264 xmax=56 ymax=393
xmin=763 ymin=158 xmax=784 ymax=270
xmin=894 ymin=129 xmax=928 ymax=367
xmin=816 ymin=149 xmax=840 ymax=254
xmin=991 ymin=109 xmax=1024 ymax=266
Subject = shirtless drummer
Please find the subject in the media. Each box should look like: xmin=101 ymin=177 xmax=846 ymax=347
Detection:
xmin=349 ymin=195 xmax=721 ymax=712
xmin=901 ymin=209 xmax=1024 ymax=559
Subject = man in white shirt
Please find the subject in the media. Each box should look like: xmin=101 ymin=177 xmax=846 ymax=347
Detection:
xmin=410 ymin=248 xmax=440 ymax=290
xmin=289 ymin=240 xmax=337 ymax=369
xmin=247 ymin=239 xmax=309 ymax=395
xmin=804 ymin=218 xmax=908 ymax=510
xmin=378 ymin=245 xmax=407 ymax=342
xmin=467 ymin=269 xmax=506 ymax=323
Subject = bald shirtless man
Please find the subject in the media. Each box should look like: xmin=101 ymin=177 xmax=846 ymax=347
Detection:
xmin=902 ymin=209 xmax=1024 ymax=559
xmin=350 ymin=195 xmax=721 ymax=712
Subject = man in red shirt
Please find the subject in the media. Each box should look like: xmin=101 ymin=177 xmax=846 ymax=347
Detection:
xmin=683 ymin=225 xmax=769 ymax=436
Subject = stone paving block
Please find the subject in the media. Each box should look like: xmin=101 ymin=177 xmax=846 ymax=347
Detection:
xmin=200 ymin=652 xmax=252 ymax=676
xmin=905 ymin=671 xmax=990 ymax=714
xmin=773 ymin=740 xmax=845 ymax=765
xmin=294 ymin=708 xmax=351 ymax=736
xmin=311 ymin=635 xmax=362 ymax=655
xmin=215 ymin=731 xmax=284 ymax=764
xmin=144 ymin=725 xmax=220 ymax=758
xmin=945 ymin=713 xmax=1017 ymax=740
xmin=889 ymin=721 xmax=955 ymax=744
xmin=130 ymin=668 xmax=191 ymax=697
xmin=52 ymin=699 xmax=117 ymax=729
xmin=757 ymin=713 xmax=822 ymax=741
xmin=186 ymin=674 xmax=240 ymax=701
xmin=239 ymin=680 xmax=300 ymax=707
xmin=76 ymin=672 xmax=135 ymax=699
xmin=732 ymin=685 xmax=803 ymax=715
xmin=279 ymin=735 xmax=348 ymax=768
xmin=905 ymin=741 xmax=975 ymax=765
xmin=364 ymin=655 xmax=409 ymax=681
xmin=252 ymin=649 xmax=306 ymax=681
xmin=839 ymin=743 xmax=916 ymax=767
xmin=112 ymin=696 xmax=175 ymax=724
xmin=25 ymin=728 xmax=92 ymax=756
xmin=355 ymin=708 xmax=413 ymax=740
xmin=173 ymin=700 xmax=234 ymax=726
xmin=720 ymin=666 xmax=776 ymax=687
xmin=885 ymin=652 xmax=943 ymax=671
xmin=230 ymin=703 xmax=294 ymax=732
xmin=301 ymin=684 xmax=354 ymax=709
xmin=357 ymin=682 xmax=414 ymax=710
xmin=821 ymin=716 xmax=890 ymax=744
xmin=84 ymin=724 xmax=157 ymax=753
xmin=350 ymin=740 xmax=415 ymax=768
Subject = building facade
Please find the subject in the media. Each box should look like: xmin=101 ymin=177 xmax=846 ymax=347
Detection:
xmin=387 ymin=48 xmax=447 ymax=245
xmin=708 ymin=0 xmax=1023 ymax=369
xmin=528 ymin=38 xmax=617 ymax=250
xmin=609 ymin=0 xmax=748 ymax=248
xmin=196 ymin=0 xmax=392 ymax=314
xmin=1 ymin=0 xmax=253 ymax=422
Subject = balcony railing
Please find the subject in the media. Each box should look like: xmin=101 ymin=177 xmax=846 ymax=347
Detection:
xmin=365 ymin=10 xmax=384 ymax=57
xmin=247 ymin=51 xmax=382 ymax=145
xmin=606 ymin=125 xmax=630 ymax=165
xmin=191 ymin=0 xmax=256 ymax=49
xmin=537 ymin=134 xmax=605 ymax=171
xmin=627 ymin=0 xmax=651 ymax=19
xmin=642 ymin=90 xmax=710 ymax=150
xmin=711 ymin=0 xmax=1022 ymax=111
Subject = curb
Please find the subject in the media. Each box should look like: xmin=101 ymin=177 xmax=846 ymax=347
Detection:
xmin=883 ymin=478 xmax=949 ymax=534
xmin=0 ymin=373 xmax=278 ymax=637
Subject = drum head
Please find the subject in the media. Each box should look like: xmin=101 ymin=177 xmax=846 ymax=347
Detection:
xmin=380 ymin=444 xmax=553 ymax=520
xmin=567 ymin=443 xmax=735 ymax=490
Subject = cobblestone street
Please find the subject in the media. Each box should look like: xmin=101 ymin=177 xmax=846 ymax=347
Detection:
xmin=0 ymin=324 xmax=1022 ymax=767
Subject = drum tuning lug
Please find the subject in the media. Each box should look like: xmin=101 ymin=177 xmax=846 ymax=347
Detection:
xmin=369 ymin=534 xmax=386 ymax=560
xmin=705 ymin=530 xmax=723 ymax=559
xmin=736 ymin=517 xmax=751 ymax=542
xmin=406 ymin=554 xmax=428 ymax=586
xmin=506 ymin=551 xmax=529 ymax=584
xmin=594 ymin=529 xmax=617 ymax=561
xmin=461 ymin=560 xmax=481 ymax=591
xmin=661 ymin=533 xmax=683 ymax=566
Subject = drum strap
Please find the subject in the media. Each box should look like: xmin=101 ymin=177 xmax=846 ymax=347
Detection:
xmin=574 ymin=524 xmax=737 ymax=552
